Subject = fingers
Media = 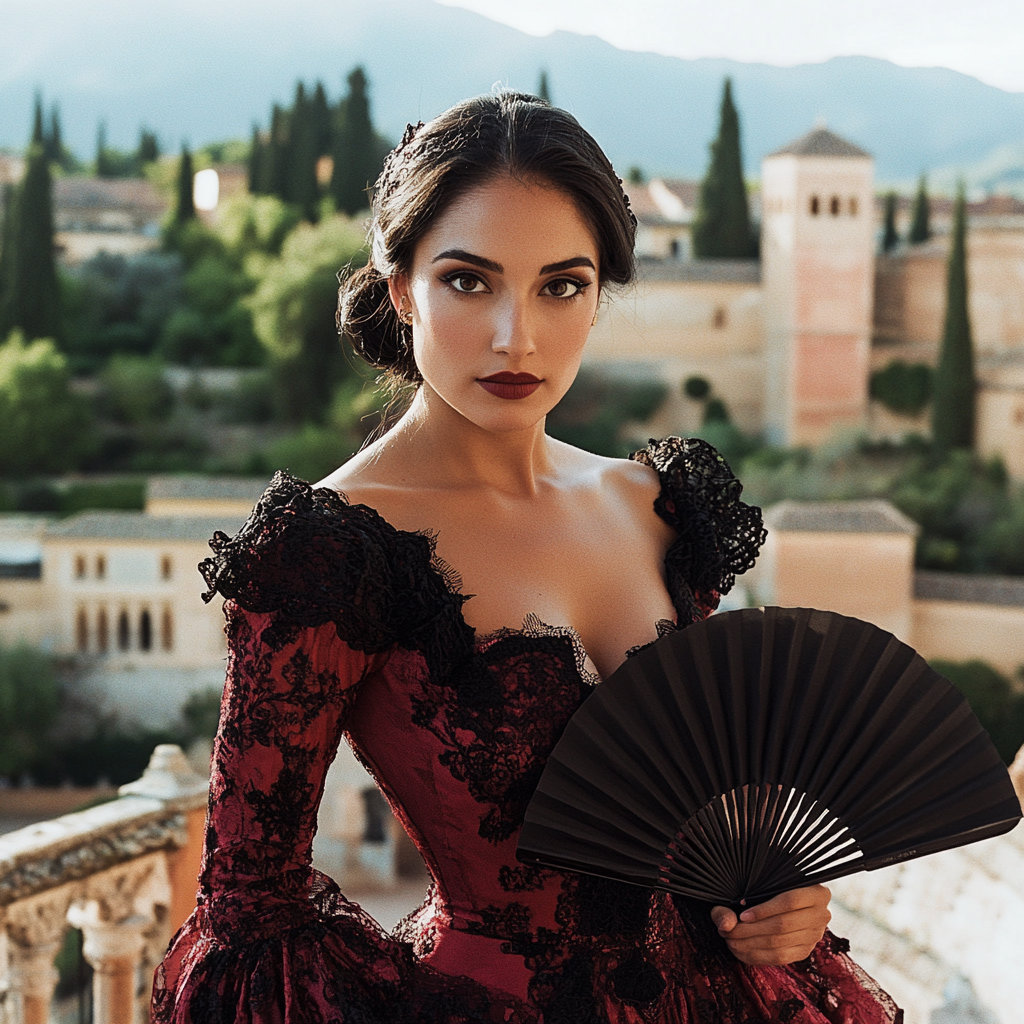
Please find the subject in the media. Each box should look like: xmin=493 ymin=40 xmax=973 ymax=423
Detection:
xmin=736 ymin=885 xmax=831 ymax=923
xmin=710 ymin=905 xmax=738 ymax=933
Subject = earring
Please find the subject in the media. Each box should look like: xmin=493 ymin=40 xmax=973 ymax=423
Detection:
xmin=398 ymin=298 xmax=413 ymax=326
xmin=591 ymin=309 xmax=599 ymax=327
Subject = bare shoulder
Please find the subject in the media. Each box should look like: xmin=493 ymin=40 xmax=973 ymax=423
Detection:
xmin=313 ymin=440 xmax=397 ymax=507
xmin=553 ymin=440 xmax=664 ymax=522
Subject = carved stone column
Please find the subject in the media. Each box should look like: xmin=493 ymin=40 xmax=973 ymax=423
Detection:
xmin=69 ymin=903 xmax=148 ymax=1024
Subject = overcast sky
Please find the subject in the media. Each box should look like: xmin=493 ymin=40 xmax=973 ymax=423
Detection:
xmin=439 ymin=0 xmax=1024 ymax=93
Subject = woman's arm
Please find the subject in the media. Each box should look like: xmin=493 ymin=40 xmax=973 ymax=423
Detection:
xmin=711 ymin=885 xmax=832 ymax=965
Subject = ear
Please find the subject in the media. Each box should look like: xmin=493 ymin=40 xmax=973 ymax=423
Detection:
xmin=387 ymin=274 xmax=409 ymax=315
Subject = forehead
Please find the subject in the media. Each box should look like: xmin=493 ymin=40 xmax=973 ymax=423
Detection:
xmin=414 ymin=175 xmax=599 ymax=268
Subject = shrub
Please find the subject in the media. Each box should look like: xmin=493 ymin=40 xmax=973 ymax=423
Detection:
xmin=870 ymin=360 xmax=932 ymax=416
xmin=931 ymin=659 xmax=1024 ymax=764
xmin=683 ymin=375 xmax=711 ymax=400
xmin=99 ymin=354 xmax=174 ymax=425
xmin=0 ymin=645 xmax=60 ymax=779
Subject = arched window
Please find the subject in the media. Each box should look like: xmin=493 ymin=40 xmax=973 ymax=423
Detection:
xmin=713 ymin=306 xmax=727 ymax=329
xmin=161 ymin=555 xmax=172 ymax=581
xmin=849 ymin=196 xmax=859 ymax=216
xmin=809 ymin=195 xmax=820 ymax=216
xmin=96 ymin=554 xmax=106 ymax=579
xmin=75 ymin=555 xmax=86 ymax=579
xmin=162 ymin=607 xmax=174 ymax=652
xmin=830 ymin=196 xmax=840 ymax=216
xmin=117 ymin=609 xmax=130 ymax=651
xmin=97 ymin=608 xmax=109 ymax=653
xmin=139 ymin=608 xmax=152 ymax=652
xmin=76 ymin=608 xmax=88 ymax=652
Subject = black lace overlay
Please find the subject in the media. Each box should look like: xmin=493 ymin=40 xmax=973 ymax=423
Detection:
xmin=198 ymin=470 xmax=475 ymax=675
xmin=630 ymin=437 xmax=767 ymax=625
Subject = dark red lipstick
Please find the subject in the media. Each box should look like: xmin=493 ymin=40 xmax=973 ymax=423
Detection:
xmin=477 ymin=371 xmax=543 ymax=400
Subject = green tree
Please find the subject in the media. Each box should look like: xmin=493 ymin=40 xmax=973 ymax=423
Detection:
xmin=137 ymin=128 xmax=160 ymax=165
xmin=247 ymin=123 xmax=264 ymax=195
xmin=99 ymin=354 xmax=174 ymax=425
xmin=262 ymin=104 xmax=291 ymax=199
xmin=247 ymin=214 xmax=368 ymax=421
xmin=0 ymin=184 xmax=16 ymax=334
xmin=931 ymin=185 xmax=974 ymax=454
xmin=0 ymin=141 xmax=60 ymax=342
xmin=537 ymin=71 xmax=551 ymax=104
xmin=0 ymin=331 xmax=95 ymax=475
xmin=882 ymin=191 xmax=899 ymax=252
xmin=331 ymin=67 xmax=378 ymax=216
xmin=0 ymin=644 xmax=60 ymax=779
xmin=692 ymin=78 xmax=754 ymax=259
xmin=288 ymin=82 xmax=321 ymax=222
xmin=95 ymin=121 xmax=112 ymax=178
xmin=311 ymin=81 xmax=333 ymax=157
xmin=173 ymin=145 xmax=196 ymax=225
xmin=31 ymin=92 xmax=44 ymax=146
xmin=909 ymin=175 xmax=931 ymax=244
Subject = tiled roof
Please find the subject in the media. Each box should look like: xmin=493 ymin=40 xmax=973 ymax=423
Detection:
xmin=914 ymin=571 xmax=1024 ymax=608
xmin=53 ymin=177 xmax=167 ymax=216
xmin=626 ymin=178 xmax=699 ymax=225
xmin=769 ymin=127 xmax=870 ymax=159
xmin=44 ymin=513 xmax=245 ymax=542
xmin=147 ymin=475 xmax=269 ymax=502
xmin=764 ymin=500 xmax=918 ymax=534
xmin=637 ymin=258 xmax=761 ymax=284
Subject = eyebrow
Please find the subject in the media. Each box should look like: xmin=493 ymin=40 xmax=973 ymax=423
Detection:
xmin=431 ymin=249 xmax=596 ymax=275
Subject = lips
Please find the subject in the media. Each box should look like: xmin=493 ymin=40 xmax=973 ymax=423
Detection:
xmin=477 ymin=372 xmax=543 ymax=400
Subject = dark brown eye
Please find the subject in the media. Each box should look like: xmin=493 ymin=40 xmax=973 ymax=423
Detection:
xmin=448 ymin=274 xmax=485 ymax=293
xmin=543 ymin=278 xmax=583 ymax=298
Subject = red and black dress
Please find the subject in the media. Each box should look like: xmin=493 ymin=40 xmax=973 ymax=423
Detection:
xmin=152 ymin=438 xmax=902 ymax=1024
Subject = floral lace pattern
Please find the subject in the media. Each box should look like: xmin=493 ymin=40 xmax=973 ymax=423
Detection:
xmin=153 ymin=438 xmax=901 ymax=1024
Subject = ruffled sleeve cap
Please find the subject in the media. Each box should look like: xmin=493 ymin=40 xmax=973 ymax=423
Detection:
xmin=630 ymin=437 xmax=766 ymax=624
xmin=198 ymin=471 xmax=474 ymax=662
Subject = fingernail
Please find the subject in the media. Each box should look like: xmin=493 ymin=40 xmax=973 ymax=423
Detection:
xmin=740 ymin=910 xmax=755 ymax=922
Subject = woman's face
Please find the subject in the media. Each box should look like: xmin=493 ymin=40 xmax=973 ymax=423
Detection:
xmin=390 ymin=174 xmax=600 ymax=433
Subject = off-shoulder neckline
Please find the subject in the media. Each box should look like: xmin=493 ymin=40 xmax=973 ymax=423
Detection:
xmin=314 ymin=481 xmax=677 ymax=686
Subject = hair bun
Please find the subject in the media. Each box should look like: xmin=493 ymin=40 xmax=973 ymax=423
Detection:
xmin=337 ymin=264 xmax=421 ymax=382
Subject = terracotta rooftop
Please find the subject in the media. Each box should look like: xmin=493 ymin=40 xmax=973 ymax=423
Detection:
xmin=769 ymin=127 xmax=870 ymax=160
xmin=54 ymin=177 xmax=167 ymax=217
xmin=44 ymin=513 xmax=245 ymax=542
xmin=914 ymin=571 xmax=1024 ymax=608
xmin=146 ymin=476 xmax=269 ymax=503
xmin=764 ymin=499 xmax=918 ymax=534
xmin=626 ymin=178 xmax=700 ymax=225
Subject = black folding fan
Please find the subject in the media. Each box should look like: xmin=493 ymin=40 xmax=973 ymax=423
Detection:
xmin=517 ymin=607 xmax=1022 ymax=907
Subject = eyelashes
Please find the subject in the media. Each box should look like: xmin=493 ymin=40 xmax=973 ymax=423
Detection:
xmin=439 ymin=271 xmax=591 ymax=300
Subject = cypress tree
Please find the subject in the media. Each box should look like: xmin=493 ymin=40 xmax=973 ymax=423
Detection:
xmin=331 ymin=67 xmax=377 ymax=216
xmin=2 ymin=143 xmax=60 ymax=342
xmin=45 ymin=105 xmax=65 ymax=167
xmin=0 ymin=184 xmax=18 ymax=337
xmin=882 ymin=192 xmax=899 ymax=252
xmin=931 ymin=185 xmax=974 ymax=454
xmin=312 ymin=81 xmax=332 ymax=157
xmin=538 ymin=71 xmax=551 ymax=104
xmin=137 ymin=128 xmax=160 ymax=165
xmin=288 ymin=83 xmax=320 ymax=221
xmin=95 ymin=121 xmax=112 ymax=178
xmin=173 ymin=146 xmax=196 ymax=225
xmin=31 ymin=93 xmax=44 ymax=146
xmin=247 ymin=123 xmax=264 ymax=195
xmin=264 ymin=104 xmax=291 ymax=201
xmin=692 ymin=78 xmax=753 ymax=259
xmin=909 ymin=175 xmax=931 ymax=243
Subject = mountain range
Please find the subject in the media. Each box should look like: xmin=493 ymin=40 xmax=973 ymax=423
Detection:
xmin=3 ymin=0 xmax=1024 ymax=189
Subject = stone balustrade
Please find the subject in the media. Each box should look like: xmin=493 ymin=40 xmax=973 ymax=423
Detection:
xmin=0 ymin=745 xmax=208 ymax=1024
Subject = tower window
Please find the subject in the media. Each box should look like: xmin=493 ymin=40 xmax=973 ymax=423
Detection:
xmin=139 ymin=609 xmax=152 ymax=652
xmin=96 ymin=555 xmax=106 ymax=579
xmin=97 ymin=608 xmax=109 ymax=653
xmin=161 ymin=555 xmax=172 ymax=580
xmin=849 ymin=196 xmax=859 ymax=216
xmin=75 ymin=555 xmax=86 ymax=579
xmin=117 ymin=609 xmax=130 ymax=651
xmin=713 ymin=306 xmax=728 ymax=329
xmin=76 ymin=608 xmax=88 ymax=653
xmin=162 ymin=607 xmax=174 ymax=652
xmin=669 ymin=238 xmax=680 ymax=259
xmin=830 ymin=196 xmax=840 ymax=216
xmin=809 ymin=195 xmax=820 ymax=216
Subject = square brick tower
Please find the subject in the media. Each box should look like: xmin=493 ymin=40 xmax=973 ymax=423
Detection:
xmin=761 ymin=127 xmax=875 ymax=446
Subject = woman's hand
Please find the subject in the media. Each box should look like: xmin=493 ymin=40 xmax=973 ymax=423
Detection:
xmin=710 ymin=885 xmax=831 ymax=965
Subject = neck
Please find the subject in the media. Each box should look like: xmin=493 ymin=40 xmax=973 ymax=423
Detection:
xmin=384 ymin=384 xmax=557 ymax=497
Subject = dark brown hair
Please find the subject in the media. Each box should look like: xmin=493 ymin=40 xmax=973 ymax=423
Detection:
xmin=337 ymin=91 xmax=637 ymax=384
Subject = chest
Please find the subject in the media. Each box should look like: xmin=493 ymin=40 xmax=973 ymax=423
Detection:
xmin=427 ymin=493 xmax=678 ymax=679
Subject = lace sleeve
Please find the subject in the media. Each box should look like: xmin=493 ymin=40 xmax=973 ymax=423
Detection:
xmin=630 ymin=437 xmax=766 ymax=625
xmin=197 ymin=470 xmax=472 ymax=663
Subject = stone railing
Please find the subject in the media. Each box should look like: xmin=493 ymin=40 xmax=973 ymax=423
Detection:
xmin=0 ymin=745 xmax=209 ymax=1024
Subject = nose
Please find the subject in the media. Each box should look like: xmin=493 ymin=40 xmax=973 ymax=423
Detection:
xmin=491 ymin=293 xmax=537 ymax=359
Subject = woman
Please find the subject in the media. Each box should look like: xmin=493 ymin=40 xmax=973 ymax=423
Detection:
xmin=153 ymin=93 xmax=901 ymax=1023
